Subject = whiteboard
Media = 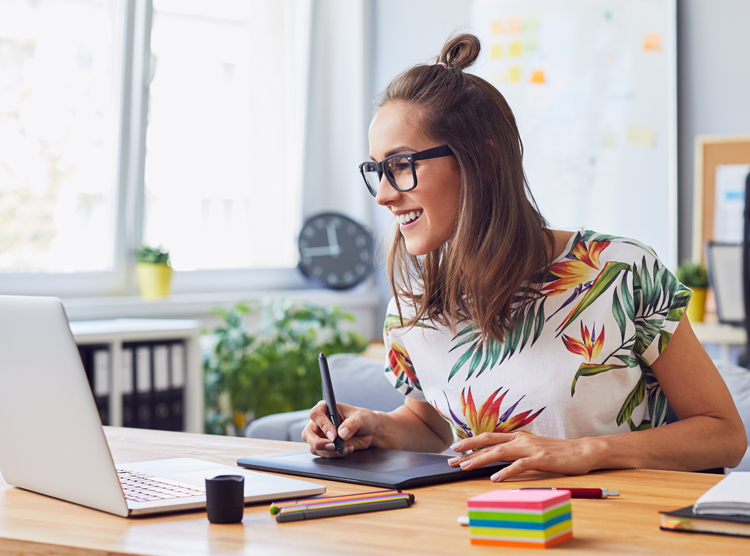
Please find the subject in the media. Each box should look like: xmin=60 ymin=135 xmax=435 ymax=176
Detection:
xmin=471 ymin=0 xmax=677 ymax=268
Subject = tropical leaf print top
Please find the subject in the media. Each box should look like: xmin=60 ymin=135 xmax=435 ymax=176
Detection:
xmin=383 ymin=231 xmax=692 ymax=441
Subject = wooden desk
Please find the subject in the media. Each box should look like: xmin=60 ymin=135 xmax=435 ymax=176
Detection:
xmin=0 ymin=428 xmax=747 ymax=555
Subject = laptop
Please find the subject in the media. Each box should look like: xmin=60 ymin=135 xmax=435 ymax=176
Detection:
xmin=0 ymin=295 xmax=325 ymax=517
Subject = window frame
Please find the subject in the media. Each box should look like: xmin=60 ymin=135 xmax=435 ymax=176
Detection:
xmin=0 ymin=0 xmax=313 ymax=298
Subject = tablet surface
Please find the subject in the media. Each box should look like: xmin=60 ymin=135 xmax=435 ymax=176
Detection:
xmin=237 ymin=448 xmax=508 ymax=489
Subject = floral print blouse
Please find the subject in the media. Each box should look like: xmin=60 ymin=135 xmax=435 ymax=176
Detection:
xmin=383 ymin=230 xmax=692 ymax=441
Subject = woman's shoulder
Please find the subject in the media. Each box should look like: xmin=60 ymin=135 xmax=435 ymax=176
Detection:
xmin=571 ymin=230 xmax=663 ymax=265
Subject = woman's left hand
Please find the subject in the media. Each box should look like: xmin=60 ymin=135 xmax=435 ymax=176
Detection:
xmin=447 ymin=432 xmax=600 ymax=481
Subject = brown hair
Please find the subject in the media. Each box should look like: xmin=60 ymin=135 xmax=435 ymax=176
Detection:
xmin=381 ymin=34 xmax=553 ymax=343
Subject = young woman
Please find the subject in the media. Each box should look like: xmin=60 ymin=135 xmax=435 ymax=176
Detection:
xmin=302 ymin=34 xmax=746 ymax=480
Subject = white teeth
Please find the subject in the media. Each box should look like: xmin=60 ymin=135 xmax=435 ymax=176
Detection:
xmin=396 ymin=211 xmax=422 ymax=225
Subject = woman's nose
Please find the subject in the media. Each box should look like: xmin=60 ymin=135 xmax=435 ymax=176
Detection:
xmin=374 ymin=175 xmax=401 ymax=206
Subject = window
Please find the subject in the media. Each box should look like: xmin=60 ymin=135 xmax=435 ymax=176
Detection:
xmin=0 ymin=0 xmax=311 ymax=296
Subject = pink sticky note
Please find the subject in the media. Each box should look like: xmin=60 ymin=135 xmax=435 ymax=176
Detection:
xmin=467 ymin=489 xmax=571 ymax=511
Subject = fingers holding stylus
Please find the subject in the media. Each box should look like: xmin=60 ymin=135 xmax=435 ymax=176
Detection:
xmin=302 ymin=401 xmax=377 ymax=457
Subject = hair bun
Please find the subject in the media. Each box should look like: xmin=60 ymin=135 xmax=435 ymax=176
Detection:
xmin=438 ymin=34 xmax=481 ymax=70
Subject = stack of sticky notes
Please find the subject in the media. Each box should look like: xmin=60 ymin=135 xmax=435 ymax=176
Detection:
xmin=467 ymin=489 xmax=573 ymax=548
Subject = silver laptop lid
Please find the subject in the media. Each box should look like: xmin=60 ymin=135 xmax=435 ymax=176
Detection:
xmin=0 ymin=295 xmax=128 ymax=517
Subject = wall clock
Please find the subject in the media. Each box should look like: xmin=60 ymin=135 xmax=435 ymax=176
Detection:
xmin=297 ymin=212 xmax=374 ymax=290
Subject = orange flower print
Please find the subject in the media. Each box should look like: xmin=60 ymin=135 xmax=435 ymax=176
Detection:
xmin=434 ymin=388 xmax=544 ymax=439
xmin=387 ymin=341 xmax=421 ymax=390
xmin=543 ymin=240 xmax=610 ymax=296
xmin=562 ymin=322 xmax=605 ymax=363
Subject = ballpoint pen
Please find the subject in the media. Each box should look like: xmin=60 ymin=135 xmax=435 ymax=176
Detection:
xmin=318 ymin=353 xmax=345 ymax=456
xmin=518 ymin=488 xmax=620 ymax=498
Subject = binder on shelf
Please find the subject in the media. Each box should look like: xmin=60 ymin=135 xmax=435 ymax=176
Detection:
xmin=122 ymin=348 xmax=135 ymax=427
xmin=77 ymin=344 xmax=110 ymax=425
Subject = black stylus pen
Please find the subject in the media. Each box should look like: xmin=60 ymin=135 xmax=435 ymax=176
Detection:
xmin=318 ymin=353 xmax=345 ymax=456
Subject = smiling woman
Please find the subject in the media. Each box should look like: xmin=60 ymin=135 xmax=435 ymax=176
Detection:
xmin=302 ymin=33 xmax=747 ymax=481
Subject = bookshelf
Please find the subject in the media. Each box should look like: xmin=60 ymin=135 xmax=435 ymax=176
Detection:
xmin=70 ymin=319 xmax=203 ymax=433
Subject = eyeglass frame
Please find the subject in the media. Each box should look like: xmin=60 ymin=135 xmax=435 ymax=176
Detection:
xmin=358 ymin=144 xmax=455 ymax=197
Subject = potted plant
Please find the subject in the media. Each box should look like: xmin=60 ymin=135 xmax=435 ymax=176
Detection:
xmin=676 ymin=260 xmax=709 ymax=322
xmin=135 ymin=245 xmax=172 ymax=299
xmin=203 ymin=299 xmax=367 ymax=435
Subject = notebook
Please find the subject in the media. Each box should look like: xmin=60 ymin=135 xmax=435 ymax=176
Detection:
xmin=0 ymin=295 xmax=325 ymax=517
xmin=237 ymin=447 xmax=508 ymax=489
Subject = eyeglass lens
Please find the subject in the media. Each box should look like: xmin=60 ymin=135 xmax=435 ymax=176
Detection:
xmin=361 ymin=155 xmax=415 ymax=197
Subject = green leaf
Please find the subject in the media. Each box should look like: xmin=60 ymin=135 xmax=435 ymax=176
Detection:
xmin=467 ymin=343 xmax=484 ymax=380
xmin=571 ymin=363 xmax=627 ymax=396
xmin=556 ymin=261 xmax=631 ymax=336
xmin=641 ymin=257 xmax=653 ymax=313
xmin=615 ymin=354 xmax=639 ymax=367
xmin=616 ymin=376 xmax=647 ymax=426
xmin=448 ymin=343 xmax=477 ymax=381
xmin=500 ymin=318 xmax=523 ymax=364
xmin=620 ymin=274 xmax=634 ymax=321
xmin=612 ymin=289 xmax=626 ymax=342
xmin=520 ymin=303 xmax=535 ymax=352
xmin=533 ymin=298 xmax=546 ymax=343
xmin=658 ymin=330 xmax=672 ymax=354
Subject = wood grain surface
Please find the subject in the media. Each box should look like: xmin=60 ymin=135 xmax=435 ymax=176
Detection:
xmin=0 ymin=427 xmax=746 ymax=555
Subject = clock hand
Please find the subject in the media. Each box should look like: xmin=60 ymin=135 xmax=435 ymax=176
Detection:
xmin=301 ymin=246 xmax=338 ymax=257
xmin=326 ymin=221 xmax=341 ymax=258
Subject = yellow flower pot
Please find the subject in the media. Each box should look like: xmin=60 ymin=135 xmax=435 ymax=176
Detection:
xmin=136 ymin=263 xmax=173 ymax=299
xmin=686 ymin=287 xmax=707 ymax=323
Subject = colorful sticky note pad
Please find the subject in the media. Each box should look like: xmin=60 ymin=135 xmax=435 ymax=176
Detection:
xmin=643 ymin=33 xmax=661 ymax=51
xmin=530 ymin=70 xmax=545 ymax=84
xmin=491 ymin=20 xmax=503 ymax=34
xmin=508 ymin=67 xmax=522 ymax=82
xmin=491 ymin=44 xmax=503 ymax=59
xmin=467 ymin=490 xmax=573 ymax=548
xmin=510 ymin=42 xmax=523 ymax=57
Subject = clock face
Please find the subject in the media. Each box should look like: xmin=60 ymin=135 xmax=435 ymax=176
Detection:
xmin=297 ymin=213 xmax=374 ymax=290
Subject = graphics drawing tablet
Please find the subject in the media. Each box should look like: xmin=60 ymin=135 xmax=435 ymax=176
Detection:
xmin=237 ymin=448 xmax=508 ymax=489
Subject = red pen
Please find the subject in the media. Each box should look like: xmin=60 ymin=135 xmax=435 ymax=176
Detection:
xmin=519 ymin=488 xmax=620 ymax=499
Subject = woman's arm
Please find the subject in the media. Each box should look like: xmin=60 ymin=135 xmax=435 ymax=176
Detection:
xmin=302 ymin=396 xmax=453 ymax=456
xmin=450 ymin=313 xmax=748 ymax=480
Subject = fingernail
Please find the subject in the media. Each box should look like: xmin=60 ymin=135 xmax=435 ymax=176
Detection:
xmin=459 ymin=460 xmax=471 ymax=469
xmin=491 ymin=473 xmax=502 ymax=482
xmin=447 ymin=457 xmax=459 ymax=465
xmin=450 ymin=442 xmax=462 ymax=451
xmin=326 ymin=431 xmax=335 ymax=442
xmin=324 ymin=443 xmax=335 ymax=451
xmin=338 ymin=427 xmax=350 ymax=440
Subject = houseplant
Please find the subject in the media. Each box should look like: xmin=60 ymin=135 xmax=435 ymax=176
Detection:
xmin=203 ymin=299 xmax=368 ymax=435
xmin=135 ymin=245 xmax=172 ymax=299
xmin=676 ymin=260 xmax=709 ymax=322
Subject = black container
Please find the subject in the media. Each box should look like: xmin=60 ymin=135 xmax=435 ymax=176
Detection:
xmin=205 ymin=475 xmax=245 ymax=524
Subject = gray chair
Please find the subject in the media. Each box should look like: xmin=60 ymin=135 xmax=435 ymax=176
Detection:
xmin=245 ymin=353 xmax=405 ymax=442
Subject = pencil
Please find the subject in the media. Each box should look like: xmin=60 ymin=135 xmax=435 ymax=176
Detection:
xmin=276 ymin=496 xmax=414 ymax=522
xmin=269 ymin=489 xmax=402 ymax=514
xmin=278 ymin=494 xmax=413 ymax=514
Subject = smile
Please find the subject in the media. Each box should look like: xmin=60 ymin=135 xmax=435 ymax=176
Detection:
xmin=396 ymin=211 xmax=422 ymax=225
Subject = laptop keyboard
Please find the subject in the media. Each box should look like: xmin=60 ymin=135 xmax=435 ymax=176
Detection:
xmin=118 ymin=470 xmax=206 ymax=503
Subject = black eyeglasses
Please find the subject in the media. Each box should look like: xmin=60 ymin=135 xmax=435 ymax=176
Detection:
xmin=358 ymin=145 xmax=454 ymax=197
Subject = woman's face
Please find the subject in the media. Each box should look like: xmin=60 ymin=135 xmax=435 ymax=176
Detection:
xmin=369 ymin=102 xmax=462 ymax=256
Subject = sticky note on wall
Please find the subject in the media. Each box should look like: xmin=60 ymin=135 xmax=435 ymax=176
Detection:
xmin=508 ymin=17 xmax=522 ymax=33
xmin=626 ymin=125 xmax=655 ymax=147
xmin=530 ymin=70 xmax=545 ymax=84
xmin=491 ymin=44 xmax=503 ymax=58
xmin=509 ymin=67 xmax=522 ymax=82
xmin=510 ymin=42 xmax=523 ymax=57
xmin=491 ymin=20 xmax=503 ymax=34
xmin=643 ymin=34 xmax=661 ymax=51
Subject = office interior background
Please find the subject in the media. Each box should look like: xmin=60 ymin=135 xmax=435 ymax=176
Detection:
xmin=1 ymin=0 xmax=749 ymax=434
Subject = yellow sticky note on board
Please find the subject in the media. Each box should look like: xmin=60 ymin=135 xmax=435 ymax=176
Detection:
xmin=626 ymin=125 xmax=655 ymax=147
xmin=530 ymin=70 xmax=545 ymax=84
xmin=508 ymin=17 xmax=522 ymax=33
xmin=491 ymin=44 xmax=503 ymax=58
xmin=510 ymin=42 xmax=523 ymax=57
xmin=509 ymin=67 xmax=522 ymax=83
xmin=491 ymin=20 xmax=503 ymax=34
xmin=643 ymin=33 xmax=661 ymax=51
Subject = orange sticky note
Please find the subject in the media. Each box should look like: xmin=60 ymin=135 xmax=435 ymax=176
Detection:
xmin=510 ymin=42 xmax=523 ymax=57
xmin=530 ymin=70 xmax=545 ymax=84
xmin=509 ymin=67 xmax=522 ymax=83
xmin=491 ymin=20 xmax=503 ymax=34
xmin=491 ymin=44 xmax=503 ymax=59
xmin=508 ymin=17 xmax=522 ymax=33
xmin=643 ymin=33 xmax=661 ymax=51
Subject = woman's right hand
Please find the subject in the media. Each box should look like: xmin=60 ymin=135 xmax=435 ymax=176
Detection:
xmin=301 ymin=400 xmax=381 ymax=457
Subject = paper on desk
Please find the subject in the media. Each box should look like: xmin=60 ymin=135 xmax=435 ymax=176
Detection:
xmin=694 ymin=472 xmax=750 ymax=516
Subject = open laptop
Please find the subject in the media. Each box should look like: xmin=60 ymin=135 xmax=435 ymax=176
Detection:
xmin=0 ymin=295 xmax=325 ymax=517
